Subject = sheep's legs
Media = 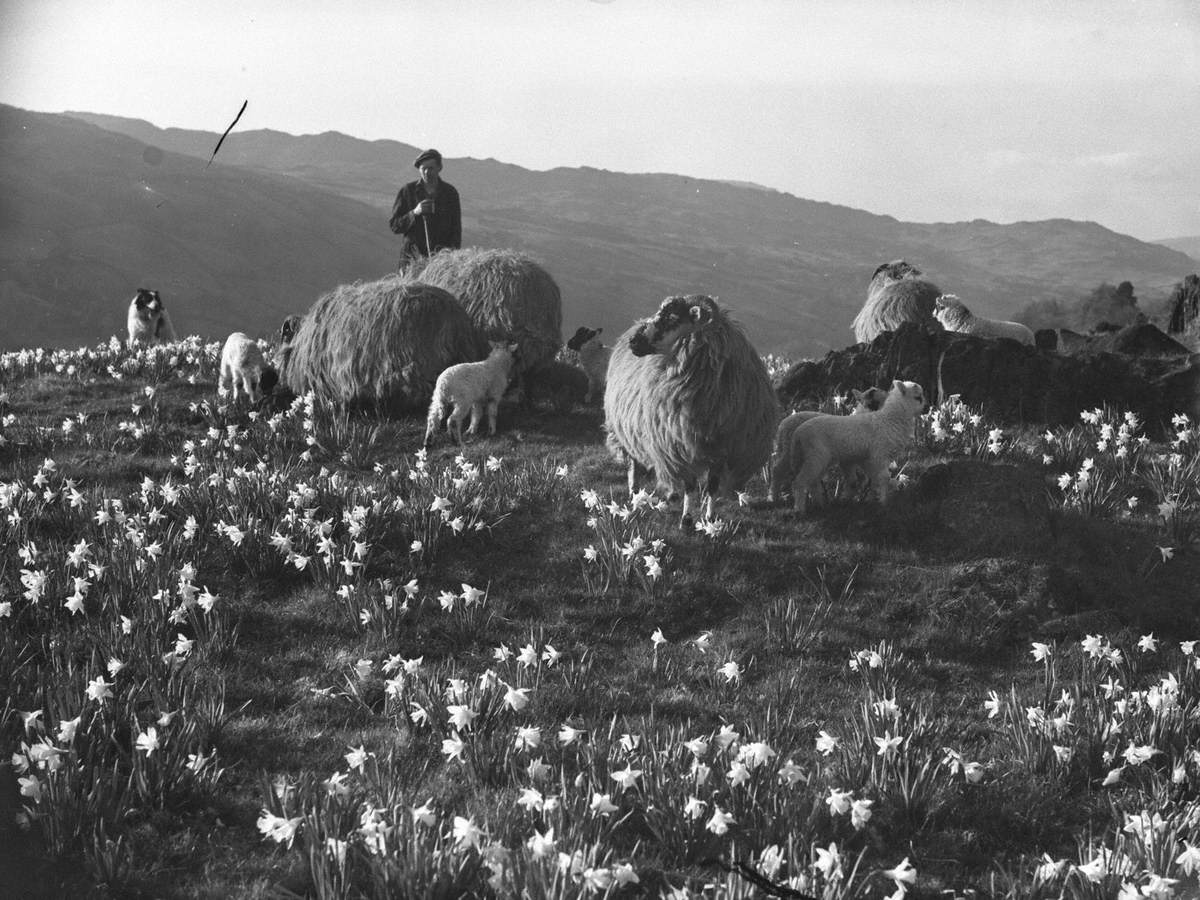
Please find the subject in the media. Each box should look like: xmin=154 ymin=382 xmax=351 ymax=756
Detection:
xmin=702 ymin=471 xmax=720 ymax=522
xmin=679 ymin=491 xmax=693 ymax=531
xmin=626 ymin=459 xmax=636 ymax=496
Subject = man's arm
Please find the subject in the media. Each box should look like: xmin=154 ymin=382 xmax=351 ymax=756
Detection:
xmin=447 ymin=186 xmax=462 ymax=249
xmin=389 ymin=185 xmax=416 ymax=235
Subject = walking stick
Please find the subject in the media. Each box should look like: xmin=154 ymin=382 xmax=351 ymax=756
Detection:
xmin=422 ymin=214 xmax=433 ymax=258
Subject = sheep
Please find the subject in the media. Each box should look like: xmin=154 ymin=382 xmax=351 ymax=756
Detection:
xmin=424 ymin=341 xmax=519 ymax=447
xmin=767 ymin=386 xmax=889 ymax=503
xmin=787 ymin=380 xmax=926 ymax=514
xmin=219 ymin=332 xmax=278 ymax=403
xmin=278 ymin=276 xmax=487 ymax=414
xmin=851 ymin=260 xmax=942 ymax=343
xmin=410 ymin=248 xmax=562 ymax=380
xmin=566 ymin=326 xmax=611 ymax=403
xmin=933 ymin=294 xmax=1035 ymax=345
xmin=126 ymin=288 xmax=177 ymax=346
xmin=604 ymin=294 xmax=779 ymax=527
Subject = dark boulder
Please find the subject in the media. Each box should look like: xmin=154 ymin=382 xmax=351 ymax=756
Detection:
xmin=1075 ymin=323 xmax=1191 ymax=358
xmin=1034 ymin=329 xmax=1058 ymax=351
xmin=776 ymin=322 xmax=1200 ymax=436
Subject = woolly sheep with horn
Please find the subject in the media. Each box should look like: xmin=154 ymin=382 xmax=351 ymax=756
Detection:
xmin=604 ymin=295 xmax=779 ymax=528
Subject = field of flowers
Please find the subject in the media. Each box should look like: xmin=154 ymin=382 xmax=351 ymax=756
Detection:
xmin=2 ymin=336 xmax=1199 ymax=899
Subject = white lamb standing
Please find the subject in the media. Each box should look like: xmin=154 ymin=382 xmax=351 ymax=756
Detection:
xmin=768 ymin=386 xmax=889 ymax=503
xmin=566 ymin=326 xmax=611 ymax=403
xmin=219 ymin=332 xmax=277 ymax=402
xmin=933 ymin=294 xmax=1034 ymax=345
xmin=787 ymin=380 xmax=926 ymax=514
xmin=424 ymin=341 xmax=519 ymax=447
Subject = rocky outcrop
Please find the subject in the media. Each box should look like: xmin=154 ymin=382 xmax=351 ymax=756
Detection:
xmin=777 ymin=322 xmax=1200 ymax=435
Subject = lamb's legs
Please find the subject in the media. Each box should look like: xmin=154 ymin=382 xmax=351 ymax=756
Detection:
xmin=466 ymin=403 xmax=483 ymax=437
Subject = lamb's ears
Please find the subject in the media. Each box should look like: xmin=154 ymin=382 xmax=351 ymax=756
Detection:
xmin=892 ymin=379 xmax=904 ymax=392
xmin=850 ymin=389 xmax=864 ymax=401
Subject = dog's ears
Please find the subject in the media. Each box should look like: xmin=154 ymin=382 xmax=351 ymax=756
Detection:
xmin=892 ymin=379 xmax=904 ymax=393
xmin=690 ymin=304 xmax=712 ymax=325
xmin=850 ymin=389 xmax=864 ymax=401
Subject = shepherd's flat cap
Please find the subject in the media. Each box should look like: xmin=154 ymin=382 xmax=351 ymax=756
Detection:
xmin=413 ymin=148 xmax=443 ymax=167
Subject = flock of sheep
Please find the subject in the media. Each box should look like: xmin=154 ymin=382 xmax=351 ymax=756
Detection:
xmin=124 ymin=253 xmax=1027 ymax=525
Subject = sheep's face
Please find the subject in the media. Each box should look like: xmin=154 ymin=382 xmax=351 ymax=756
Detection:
xmin=279 ymin=315 xmax=303 ymax=345
xmin=870 ymin=260 xmax=921 ymax=288
xmin=567 ymin=326 xmax=601 ymax=352
xmin=888 ymin=379 xmax=928 ymax=413
xmin=629 ymin=295 xmax=716 ymax=357
xmin=933 ymin=294 xmax=967 ymax=328
xmin=850 ymin=386 xmax=888 ymax=412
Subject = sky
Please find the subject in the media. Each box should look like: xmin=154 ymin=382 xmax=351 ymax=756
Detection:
xmin=2 ymin=0 xmax=1198 ymax=240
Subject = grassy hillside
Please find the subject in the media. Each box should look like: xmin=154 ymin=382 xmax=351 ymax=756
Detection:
xmin=2 ymin=337 xmax=1199 ymax=898
xmin=1 ymin=107 xmax=1183 ymax=357
xmin=0 ymin=106 xmax=398 ymax=350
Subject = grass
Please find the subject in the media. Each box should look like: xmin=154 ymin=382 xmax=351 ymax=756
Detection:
xmin=1 ymin=337 xmax=1199 ymax=898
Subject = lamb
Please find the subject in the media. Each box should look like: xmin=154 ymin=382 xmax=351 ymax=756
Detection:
xmin=767 ymin=386 xmax=889 ymax=502
xmin=566 ymin=326 xmax=611 ymax=403
xmin=424 ymin=341 xmax=519 ymax=447
xmin=604 ymin=294 xmax=779 ymax=526
xmin=219 ymin=332 xmax=278 ymax=403
xmin=933 ymin=294 xmax=1035 ymax=345
xmin=851 ymin=261 xmax=942 ymax=343
xmin=787 ymin=380 xmax=926 ymax=514
xmin=126 ymin=288 xmax=177 ymax=346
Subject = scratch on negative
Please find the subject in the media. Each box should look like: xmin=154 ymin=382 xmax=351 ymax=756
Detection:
xmin=207 ymin=100 xmax=248 ymax=167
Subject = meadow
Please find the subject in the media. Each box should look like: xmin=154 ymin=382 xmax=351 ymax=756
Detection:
xmin=1 ymin=336 xmax=1199 ymax=899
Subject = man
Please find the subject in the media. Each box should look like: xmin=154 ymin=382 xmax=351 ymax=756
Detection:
xmin=389 ymin=148 xmax=462 ymax=269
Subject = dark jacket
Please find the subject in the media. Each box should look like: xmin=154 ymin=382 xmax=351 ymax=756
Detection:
xmin=389 ymin=179 xmax=462 ymax=265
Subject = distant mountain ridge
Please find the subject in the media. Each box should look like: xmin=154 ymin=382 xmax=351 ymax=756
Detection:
xmin=1 ymin=104 xmax=1194 ymax=355
xmin=1154 ymin=236 xmax=1200 ymax=265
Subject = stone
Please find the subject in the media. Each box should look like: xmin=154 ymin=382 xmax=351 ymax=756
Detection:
xmin=776 ymin=322 xmax=1200 ymax=436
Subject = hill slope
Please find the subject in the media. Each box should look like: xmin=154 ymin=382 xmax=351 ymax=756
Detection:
xmin=1155 ymin=235 xmax=1200 ymax=266
xmin=2 ymin=105 xmax=1194 ymax=355
xmin=0 ymin=106 xmax=398 ymax=349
